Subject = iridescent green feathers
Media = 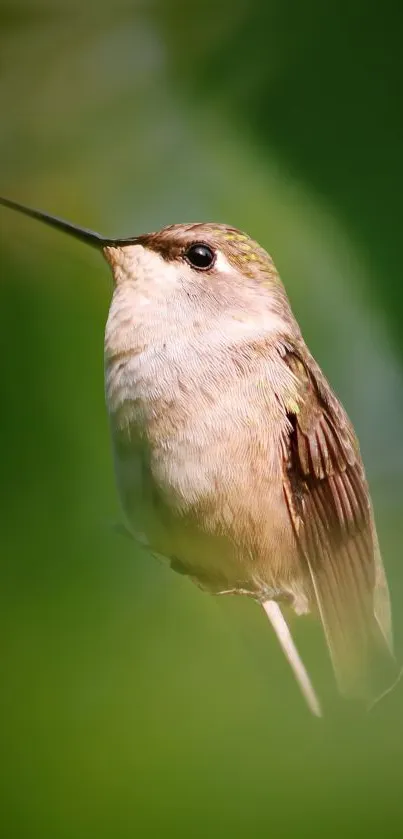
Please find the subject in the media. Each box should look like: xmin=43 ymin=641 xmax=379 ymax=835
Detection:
xmin=138 ymin=222 xmax=280 ymax=283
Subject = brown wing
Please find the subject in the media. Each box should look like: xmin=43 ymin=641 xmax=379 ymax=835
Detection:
xmin=280 ymin=341 xmax=395 ymax=700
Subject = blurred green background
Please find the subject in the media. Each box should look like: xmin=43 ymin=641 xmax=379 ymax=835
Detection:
xmin=1 ymin=2 xmax=403 ymax=837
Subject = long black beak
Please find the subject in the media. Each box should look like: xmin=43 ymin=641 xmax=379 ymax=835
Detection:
xmin=0 ymin=195 xmax=138 ymax=250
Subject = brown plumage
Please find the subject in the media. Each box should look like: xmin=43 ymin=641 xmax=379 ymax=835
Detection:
xmin=0 ymin=197 xmax=397 ymax=715
xmin=103 ymin=222 xmax=396 ymax=713
xmin=282 ymin=344 xmax=393 ymax=699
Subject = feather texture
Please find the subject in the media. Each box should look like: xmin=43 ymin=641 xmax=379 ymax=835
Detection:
xmin=280 ymin=342 xmax=395 ymax=699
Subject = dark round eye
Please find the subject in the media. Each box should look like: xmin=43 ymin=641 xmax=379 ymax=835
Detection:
xmin=184 ymin=243 xmax=215 ymax=270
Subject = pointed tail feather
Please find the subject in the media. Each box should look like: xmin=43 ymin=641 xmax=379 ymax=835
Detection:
xmin=372 ymin=532 xmax=394 ymax=651
xmin=305 ymin=547 xmax=397 ymax=704
xmin=262 ymin=600 xmax=322 ymax=717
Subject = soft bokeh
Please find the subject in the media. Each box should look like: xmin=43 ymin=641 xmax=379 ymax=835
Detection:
xmin=1 ymin=3 xmax=403 ymax=837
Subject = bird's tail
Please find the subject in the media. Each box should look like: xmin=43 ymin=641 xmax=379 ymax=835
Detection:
xmin=305 ymin=539 xmax=398 ymax=705
xmin=262 ymin=539 xmax=399 ymax=715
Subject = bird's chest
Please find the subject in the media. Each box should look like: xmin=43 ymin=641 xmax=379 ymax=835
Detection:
xmin=110 ymin=387 xmax=283 ymax=587
xmin=110 ymin=428 xmax=288 ymax=597
xmin=105 ymin=320 xmax=292 ymax=592
xmin=106 ymin=337 xmax=285 ymax=515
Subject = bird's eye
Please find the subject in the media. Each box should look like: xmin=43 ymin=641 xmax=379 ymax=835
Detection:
xmin=184 ymin=243 xmax=216 ymax=270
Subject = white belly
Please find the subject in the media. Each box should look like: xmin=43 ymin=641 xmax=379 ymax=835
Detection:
xmin=104 ymin=285 xmax=300 ymax=597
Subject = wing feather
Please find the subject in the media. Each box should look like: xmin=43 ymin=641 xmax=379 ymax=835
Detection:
xmin=280 ymin=342 xmax=395 ymax=700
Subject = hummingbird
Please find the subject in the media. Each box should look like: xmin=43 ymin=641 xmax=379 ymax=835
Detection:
xmin=0 ymin=194 xmax=397 ymax=717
